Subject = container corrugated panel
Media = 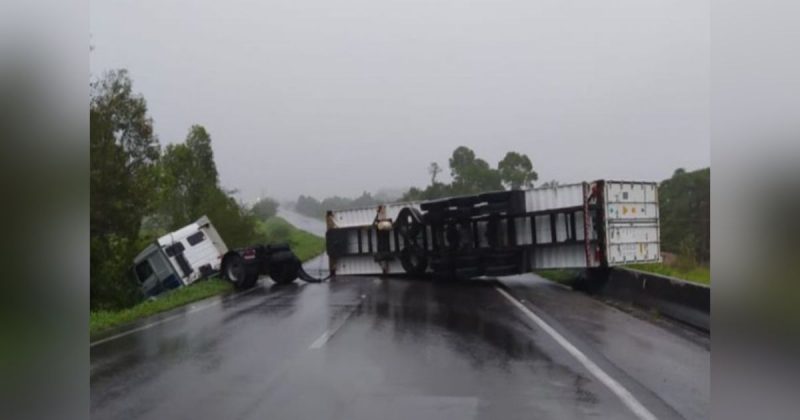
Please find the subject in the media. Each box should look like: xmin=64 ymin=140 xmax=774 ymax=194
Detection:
xmin=512 ymin=214 xmax=593 ymax=246
xmin=604 ymin=181 xmax=661 ymax=265
xmin=529 ymin=244 xmax=596 ymax=269
xmin=330 ymin=202 xmax=422 ymax=228
xmin=333 ymin=255 xmax=405 ymax=275
xmin=524 ymin=183 xmax=584 ymax=212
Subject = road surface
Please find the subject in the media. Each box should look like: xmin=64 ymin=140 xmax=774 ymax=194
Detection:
xmin=277 ymin=207 xmax=326 ymax=237
xmin=91 ymin=209 xmax=708 ymax=419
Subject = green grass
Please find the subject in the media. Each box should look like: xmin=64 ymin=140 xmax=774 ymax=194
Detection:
xmin=255 ymin=216 xmax=326 ymax=262
xmin=536 ymin=262 xmax=710 ymax=287
xmin=91 ymin=218 xmax=326 ymax=338
xmin=626 ymin=262 xmax=710 ymax=285
xmin=90 ymin=278 xmax=232 ymax=336
xmin=536 ymin=269 xmax=580 ymax=286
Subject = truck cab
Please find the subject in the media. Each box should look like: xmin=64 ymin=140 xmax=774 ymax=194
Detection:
xmin=133 ymin=244 xmax=182 ymax=297
xmin=132 ymin=216 xmax=229 ymax=297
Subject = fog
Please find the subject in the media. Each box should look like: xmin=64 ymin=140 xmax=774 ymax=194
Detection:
xmin=90 ymin=0 xmax=709 ymax=202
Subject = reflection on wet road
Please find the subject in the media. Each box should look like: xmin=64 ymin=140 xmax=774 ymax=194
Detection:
xmin=91 ymin=272 xmax=708 ymax=420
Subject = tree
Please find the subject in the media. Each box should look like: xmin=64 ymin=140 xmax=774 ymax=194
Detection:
xmin=295 ymin=195 xmax=323 ymax=218
xmin=448 ymin=146 xmax=502 ymax=195
xmin=90 ymin=69 xmax=162 ymax=309
xmin=157 ymin=125 xmax=261 ymax=246
xmin=428 ymin=162 xmax=442 ymax=185
xmin=90 ymin=69 xmax=160 ymax=239
xmin=185 ymin=125 xmax=218 ymax=186
xmin=658 ymin=168 xmax=710 ymax=262
xmin=252 ymin=197 xmax=279 ymax=221
xmin=448 ymin=146 xmax=477 ymax=181
xmin=158 ymin=126 xmax=221 ymax=229
xmin=200 ymin=188 xmax=262 ymax=249
xmin=498 ymin=151 xmax=537 ymax=190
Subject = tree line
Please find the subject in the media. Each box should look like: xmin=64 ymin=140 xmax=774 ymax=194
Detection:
xmin=91 ymin=70 xmax=274 ymax=310
xmin=402 ymin=146 xmax=537 ymax=201
xmin=293 ymin=147 xmax=538 ymax=218
xmin=294 ymin=192 xmax=381 ymax=219
xmin=658 ymin=167 xmax=710 ymax=263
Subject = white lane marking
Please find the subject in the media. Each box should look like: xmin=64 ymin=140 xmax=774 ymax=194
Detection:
xmin=90 ymin=286 xmax=261 ymax=348
xmin=309 ymin=330 xmax=332 ymax=349
xmin=495 ymin=286 xmax=658 ymax=420
xmin=309 ymin=296 xmax=364 ymax=350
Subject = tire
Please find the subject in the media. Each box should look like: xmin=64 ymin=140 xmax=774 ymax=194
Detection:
xmin=395 ymin=207 xmax=424 ymax=239
xmin=223 ymin=253 xmax=259 ymax=290
xmin=271 ymin=258 xmax=300 ymax=285
xmin=400 ymin=245 xmax=428 ymax=277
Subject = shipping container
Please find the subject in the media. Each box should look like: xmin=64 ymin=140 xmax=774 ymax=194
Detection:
xmin=325 ymin=181 xmax=660 ymax=277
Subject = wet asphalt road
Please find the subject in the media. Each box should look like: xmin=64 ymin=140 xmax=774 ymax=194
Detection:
xmin=90 ymin=269 xmax=708 ymax=420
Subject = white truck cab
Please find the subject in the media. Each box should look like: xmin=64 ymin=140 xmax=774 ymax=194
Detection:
xmin=133 ymin=216 xmax=228 ymax=297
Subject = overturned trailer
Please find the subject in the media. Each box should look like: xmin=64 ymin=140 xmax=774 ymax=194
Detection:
xmin=325 ymin=181 xmax=661 ymax=282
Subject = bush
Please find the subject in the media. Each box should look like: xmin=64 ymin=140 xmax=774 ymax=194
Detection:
xmin=256 ymin=217 xmax=325 ymax=261
xmin=252 ymin=197 xmax=279 ymax=221
xmin=90 ymin=235 xmax=146 ymax=311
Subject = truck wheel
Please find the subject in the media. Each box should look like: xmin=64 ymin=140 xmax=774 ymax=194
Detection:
xmin=223 ymin=254 xmax=244 ymax=285
xmin=239 ymin=266 xmax=259 ymax=290
xmin=271 ymin=259 xmax=300 ymax=285
xmin=223 ymin=253 xmax=259 ymax=290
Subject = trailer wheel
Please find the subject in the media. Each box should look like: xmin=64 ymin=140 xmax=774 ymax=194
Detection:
xmin=400 ymin=245 xmax=428 ymax=277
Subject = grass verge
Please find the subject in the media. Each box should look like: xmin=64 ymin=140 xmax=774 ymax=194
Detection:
xmin=255 ymin=216 xmax=326 ymax=262
xmin=536 ymin=263 xmax=710 ymax=287
xmin=626 ymin=263 xmax=710 ymax=285
xmin=91 ymin=218 xmax=326 ymax=338
xmin=90 ymin=278 xmax=232 ymax=336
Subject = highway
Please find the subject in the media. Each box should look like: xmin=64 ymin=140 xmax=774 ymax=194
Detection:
xmin=90 ymin=210 xmax=709 ymax=420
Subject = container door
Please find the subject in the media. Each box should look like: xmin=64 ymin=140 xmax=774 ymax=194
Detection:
xmin=604 ymin=182 xmax=661 ymax=265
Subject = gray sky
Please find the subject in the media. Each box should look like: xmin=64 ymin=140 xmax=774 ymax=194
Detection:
xmin=90 ymin=0 xmax=709 ymax=202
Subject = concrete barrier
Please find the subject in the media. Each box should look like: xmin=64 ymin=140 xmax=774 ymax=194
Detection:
xmin=599 ymin=267 xmax=710 ymax=331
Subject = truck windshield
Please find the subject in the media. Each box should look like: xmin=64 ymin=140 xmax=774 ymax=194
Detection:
xmin=134 ymin=260 xmax=154 ymax=283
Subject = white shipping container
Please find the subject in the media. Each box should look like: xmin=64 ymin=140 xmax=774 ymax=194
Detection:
xmin=603 ymin=181 xmax=660 ymax=265
xmin=327 ymin=180 xmax=660 ymax=276
xmin=524 ymin=183 xmax=585 ymax=212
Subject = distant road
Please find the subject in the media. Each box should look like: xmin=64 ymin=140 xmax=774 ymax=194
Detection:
xmin=277 ymin=207 xmax=326 ymax=237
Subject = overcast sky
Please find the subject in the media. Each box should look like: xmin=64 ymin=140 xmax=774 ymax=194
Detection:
xmin=90 ymin=0 xmax=709 ymax=202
